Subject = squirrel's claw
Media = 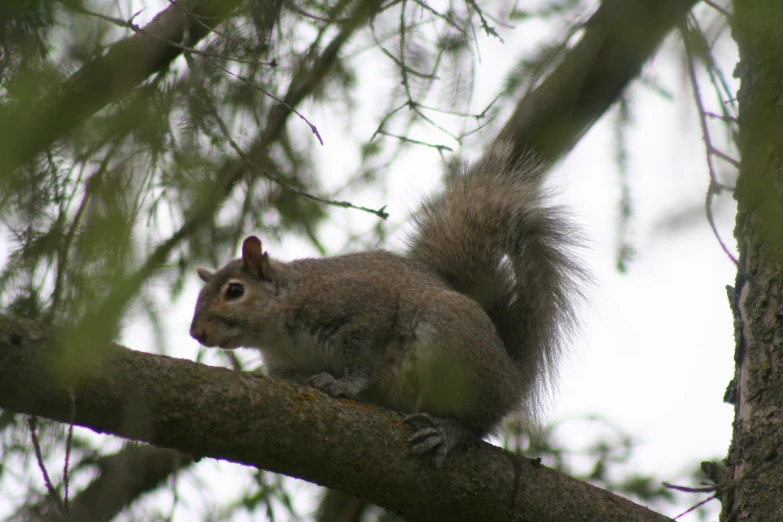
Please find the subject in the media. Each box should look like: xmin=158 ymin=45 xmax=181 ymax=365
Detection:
xmin=404 ymin=413 xmax=459 ymax=468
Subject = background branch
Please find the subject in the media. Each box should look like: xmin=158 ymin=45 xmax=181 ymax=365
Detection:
xmin=495 ymin=0 xmax=699 ymax=163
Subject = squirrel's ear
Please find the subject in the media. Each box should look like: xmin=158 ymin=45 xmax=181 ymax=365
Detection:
xmin=196 ymin=267 xmax=214 ymax=283
xmin=242 ymin=235 xmax=274 ymax=280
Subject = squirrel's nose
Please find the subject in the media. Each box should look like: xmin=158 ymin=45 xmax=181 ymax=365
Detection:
xmin=190 ymin=324 xmax=206 ymax=344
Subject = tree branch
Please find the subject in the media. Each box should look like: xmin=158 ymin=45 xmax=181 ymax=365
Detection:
xmin=495 ymin=0 xmax=700 ymax=163
xmin=0 ymin=314 xmax=671 ymax=522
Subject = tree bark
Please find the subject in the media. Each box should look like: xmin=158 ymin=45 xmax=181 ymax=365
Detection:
xmin=0 ymin=314 xmax=671 ymax=522
xmin=722 ymin=1 xmax=783 ymax=520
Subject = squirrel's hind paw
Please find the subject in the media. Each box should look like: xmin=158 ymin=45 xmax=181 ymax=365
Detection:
xmin=404 ymin=413 xmax=473 ymax=468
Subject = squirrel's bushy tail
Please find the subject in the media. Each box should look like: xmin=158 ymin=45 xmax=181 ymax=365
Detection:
xmin=407 ymin=143 xmax=585 ymax=419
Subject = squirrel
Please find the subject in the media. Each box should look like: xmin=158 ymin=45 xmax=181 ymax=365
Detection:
xmin=189 ymin=143 xmax=585 ymax=467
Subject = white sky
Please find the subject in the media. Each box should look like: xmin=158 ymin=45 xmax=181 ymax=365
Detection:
xmin=2 ymin=1 xmax=739 ymax=520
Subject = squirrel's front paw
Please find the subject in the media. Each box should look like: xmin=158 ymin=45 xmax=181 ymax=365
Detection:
xmin=306 ymin=372 xmax=358 ymax=397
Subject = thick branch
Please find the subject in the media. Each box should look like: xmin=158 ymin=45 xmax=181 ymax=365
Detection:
xmin=495 ymin=0 xmax=700 ymax=163
xmin=0 ymin=314 xmax=671 ymax=522
xmin=0 ymin=0 xmax=244 ymax=175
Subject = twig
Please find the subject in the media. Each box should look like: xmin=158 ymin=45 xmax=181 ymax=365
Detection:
xmin=194 ymin=54 xmax=388 ymax=219
xmin=370 ymin=102 xmax=409 ymax=141
xmin=709 ymin=145 xmax=740 ymax=168
xmin=663 ymin=482 xmax=715 ymax=493
xmin=703 ymin=0 xmax=732 ymax=19
xmin=414 ymin=92 xmax=501 ymax=120
xmin=457 ymin=115 xmax=497 ymax=139
xmin=673 ymin=494 xmax=717 ymax=519
xmin=63 ymin=388 xmax=76 ymax=511
xmin=410 ymin=0 xmax=463 ymax=31
xmin=681 ymin=19 xmax=738 ymax=266
xmin=465 ymin=0 xmax=503 ymax=41
xmin=666 ymin=450 xmax=782 ymax=519
xmin=411 ymin=104 xmax=460 ymax=141
xmin=28 ymin=416 xmax=67 ymax=516
xmin=200 ymin=55 xmax=324 ymax=146
xmin=375 ymin=130 xmax=453 ymax=152
xmin=705 ymin=111 xmax=737 ymax=123
xmin=284 ymin=1 xmax=352 ymax=24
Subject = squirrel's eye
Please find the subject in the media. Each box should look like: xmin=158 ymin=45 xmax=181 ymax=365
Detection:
xmin=225 ymin=282 xmax=244 ymax=300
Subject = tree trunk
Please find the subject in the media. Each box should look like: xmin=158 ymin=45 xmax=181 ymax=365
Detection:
xmin=723 ymin=1 xmax=783 ymax=520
